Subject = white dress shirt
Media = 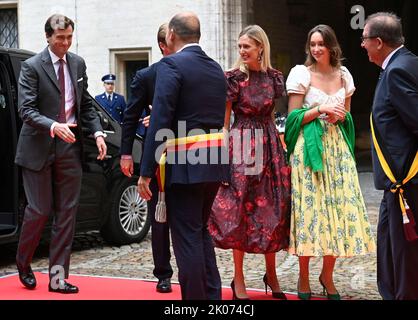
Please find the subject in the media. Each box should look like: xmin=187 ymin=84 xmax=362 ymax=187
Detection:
xmin=49 ymin=48 xmax=104 ymax=139
xmin=48 ymin=47 xmax=76 ymax=124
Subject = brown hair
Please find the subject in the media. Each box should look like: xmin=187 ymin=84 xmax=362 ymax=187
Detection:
xmin=157 ymin=23 xmax=168 ymax=45
xmin=305 ymin=24 xmax=343 ymax=68
xmin=45 ymin=14 xmax=74 ymax=37
xmin=157 ymin=23 xmax=168 ymax=54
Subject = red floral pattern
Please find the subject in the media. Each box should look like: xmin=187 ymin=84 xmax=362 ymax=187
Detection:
xmin=208 ymin=68 xmax=291 ymax=253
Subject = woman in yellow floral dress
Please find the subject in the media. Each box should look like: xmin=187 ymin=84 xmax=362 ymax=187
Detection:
xmin=285 ymin=25 xmax=375 ymax=300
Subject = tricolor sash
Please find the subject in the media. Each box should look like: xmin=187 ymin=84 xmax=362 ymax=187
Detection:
xmin=370 ymin=114 xmax=418 ymax=242
xmin=155 ymin=132 xmax=225 ymax=223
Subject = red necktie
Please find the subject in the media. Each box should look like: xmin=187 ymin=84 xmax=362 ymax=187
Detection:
xmin=58 ymin=59 xmax=66 ymax=123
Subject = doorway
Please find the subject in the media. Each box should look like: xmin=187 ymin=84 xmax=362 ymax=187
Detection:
xmin=125 ymin=60 xmax=149 ymax=102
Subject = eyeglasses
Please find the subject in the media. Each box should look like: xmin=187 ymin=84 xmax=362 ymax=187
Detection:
xmin=360 ymin=36 xmax=378 ymax=43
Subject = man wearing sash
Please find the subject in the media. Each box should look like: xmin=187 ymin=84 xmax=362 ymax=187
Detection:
xmin=362 ymin=12 xmax=418 ymax=300
xmin=137 ymin=12 xmax=229 ymax=300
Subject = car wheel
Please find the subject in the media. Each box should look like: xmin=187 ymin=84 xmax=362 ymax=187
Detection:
xmin=101 ymin=178 xmax=150 ymax=245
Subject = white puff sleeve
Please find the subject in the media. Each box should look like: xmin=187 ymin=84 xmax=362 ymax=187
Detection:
xmin=286 ymin=65 xmax=310 ymax=95
xmin=341 ymin=66 xmax=356 ymax=98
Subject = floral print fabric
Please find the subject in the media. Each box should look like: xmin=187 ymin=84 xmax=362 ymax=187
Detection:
xmin=208 ymin=68 xmax=291 ymax=254
xmin=286 ymin=65 xmax=376 ymax=257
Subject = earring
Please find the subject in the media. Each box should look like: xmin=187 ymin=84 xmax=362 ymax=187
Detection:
xmin=257 ymin=51 xmax=263 ymax=63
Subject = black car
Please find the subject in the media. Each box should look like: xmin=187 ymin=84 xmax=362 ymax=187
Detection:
xmin=0 ymin=47 xmax=150 ymax=246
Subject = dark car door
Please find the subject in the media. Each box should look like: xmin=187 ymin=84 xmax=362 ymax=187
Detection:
xmin=1 ymin=48 xmax=149 ymax=245
xmin=0 ymin=52 xmax=20 ymax=241
xmin=76 ymin=102 xmax=120 ymax=226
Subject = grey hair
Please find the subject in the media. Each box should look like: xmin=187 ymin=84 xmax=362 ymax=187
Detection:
xmin=365 ymin=12 xmax=405 ymax=48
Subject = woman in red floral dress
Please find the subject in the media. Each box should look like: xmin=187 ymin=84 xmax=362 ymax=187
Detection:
xmin=208 ymin=25 xmax=291 ymax=300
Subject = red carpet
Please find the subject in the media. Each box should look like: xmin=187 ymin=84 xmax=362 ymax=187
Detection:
xmin=0 ymin=273 xmax=325 ymax=300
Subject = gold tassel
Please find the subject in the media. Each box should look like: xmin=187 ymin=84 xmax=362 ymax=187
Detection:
xmin=155 ymin=191 xmax=167 ymax=223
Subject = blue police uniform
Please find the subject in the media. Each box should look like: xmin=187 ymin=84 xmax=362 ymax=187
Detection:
xmin=95 ymin=74 xmax=127 ymax=123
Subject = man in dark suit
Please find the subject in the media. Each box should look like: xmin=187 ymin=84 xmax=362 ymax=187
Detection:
xmin=120 ymin=23 xmax=174 ymax=294
xmin=362 ymin=12 xmax=418 ymax=300
xmin=138 ymin=12 xmax=228 ymax=300
xmin=14 ymin=14 xmax=107 ymax=294
xmin=95 ymin=74 xmax=127 ymax=124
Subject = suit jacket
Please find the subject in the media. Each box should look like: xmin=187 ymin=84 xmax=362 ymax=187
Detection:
xmin=371 ymin=47 xmax=418 ymax=190
xmin=95 ymin=92 xmax=126 ymax=123
xmin=140 ymin=45 xmax=229 ymax=186
xmin=120 ymin=63 xmax=157 ymax=155
xmin=15 ymin=47 xmax=102 ymax=171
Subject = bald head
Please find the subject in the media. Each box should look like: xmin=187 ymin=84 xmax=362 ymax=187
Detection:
xmin=168 ymin=11 xmax=201 ymax=43
xmin=365 ymin=12 xmax=405 ymax=48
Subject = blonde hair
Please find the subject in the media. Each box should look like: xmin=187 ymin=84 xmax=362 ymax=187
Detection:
xmin=233 ymin=25 xmax=272 ymax=78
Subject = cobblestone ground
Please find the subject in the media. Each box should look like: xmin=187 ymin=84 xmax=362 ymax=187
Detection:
xmin=0 ymin=173 xmax=382 ymax=300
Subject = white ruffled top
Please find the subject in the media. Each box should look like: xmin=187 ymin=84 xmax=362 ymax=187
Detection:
xmin=286 ymin=64 xmax=356 ymax=108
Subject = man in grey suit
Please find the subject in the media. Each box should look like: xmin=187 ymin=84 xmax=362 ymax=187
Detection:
xmin=14 ymin=14 xmax=107 ymax=294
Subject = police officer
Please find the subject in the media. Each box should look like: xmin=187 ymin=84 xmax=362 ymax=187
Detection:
xmin=95 ymin=74 xmax=126 ymax=123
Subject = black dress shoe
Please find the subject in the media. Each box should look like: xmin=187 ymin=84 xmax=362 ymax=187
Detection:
xmin=230 ymin=280 xmax=250 ymax=300
xmin=48 ymin=281 xmax=79 ymax=294
xmin=156 ymin=278 xmax=172 ymax=293
xmin=17 ymin=265 xmax=36 ymax=290
xmin=263 ymin=274 xmax=287 ymax=300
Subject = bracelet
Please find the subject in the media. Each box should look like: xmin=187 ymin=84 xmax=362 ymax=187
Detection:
xmin=317 ymin=106 xmax=321 ymax=114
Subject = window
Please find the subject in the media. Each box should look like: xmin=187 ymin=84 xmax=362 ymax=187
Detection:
xmin=0 ymin=8 xmax=18 ymax=48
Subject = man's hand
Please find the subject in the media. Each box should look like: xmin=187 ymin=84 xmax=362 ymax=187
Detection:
xmin=138 ymin=176 xmax=152 ymax=201
xmin=120 ymin=158 xmax=134 ymax=177
xmin=53 ymin=123 xmax=77 ymax=143
xmin=96 ymin=136 xmax=107 ymax=160
xmin=143 ymin=115 xmax=151 ymax=128
xmin=142 ymin=105 xmax=152 ymax=128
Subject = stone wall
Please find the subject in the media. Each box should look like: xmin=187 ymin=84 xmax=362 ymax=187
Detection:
xmin=18 ymin=0 xmax=236 ymax=96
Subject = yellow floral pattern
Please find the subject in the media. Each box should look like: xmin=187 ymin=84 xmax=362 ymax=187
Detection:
xmin=288 ymin=121 xmax=376 ymax=257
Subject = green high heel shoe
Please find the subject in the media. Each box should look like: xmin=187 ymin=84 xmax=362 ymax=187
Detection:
xmin=319 ymin=277 xmax=341 ymax=300
xmin=297 ymin=279 xmax=312 ymax=300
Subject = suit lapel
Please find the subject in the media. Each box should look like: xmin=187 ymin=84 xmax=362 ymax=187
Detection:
xmin=373 ymin=47 xmax=405 ymax=110
xmin=373 ymin=79 xmax=383 ymax=110
xmin=385 ymin=47 xmax=405 ymax=69
xmin=66 ymin=53 xmax=78 ymax=102
xmin=40 ymin=47 xmax=60 ymax=91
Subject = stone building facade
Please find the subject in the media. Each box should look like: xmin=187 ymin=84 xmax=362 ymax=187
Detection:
xmin=5 ymin=0 xmax=246 ymax=96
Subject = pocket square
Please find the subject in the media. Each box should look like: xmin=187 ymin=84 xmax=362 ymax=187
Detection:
xmin=77 ymin=77 xmax=84 ymax=82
